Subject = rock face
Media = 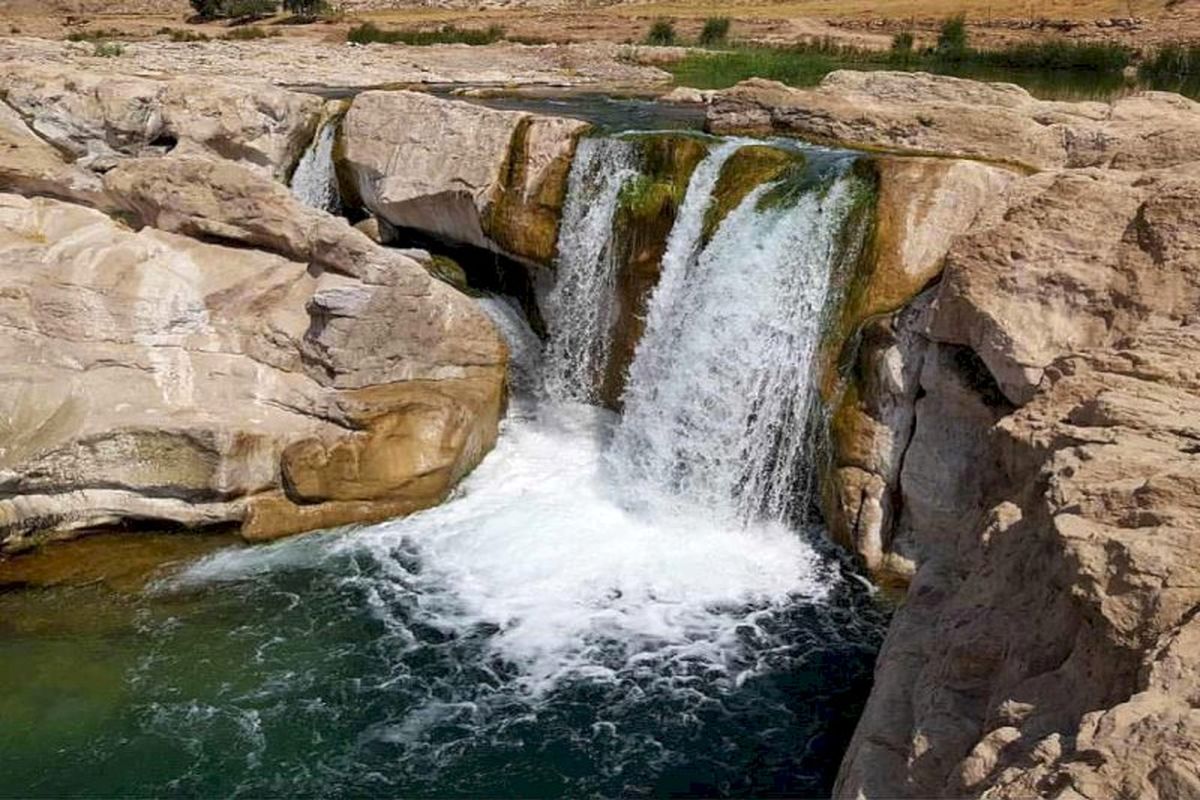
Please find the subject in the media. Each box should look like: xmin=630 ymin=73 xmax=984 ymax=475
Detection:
xmin=0 ymin=63 xmax=321 ymax=179
xmin=760 ymin=73 xmax=1200 ymax=798
xmin=822 ymin=156 xmax=1015 ymax=579
xmin=0 ymin=157 xmax=506 ymax=552
xmin=340 ymin=90 xmax=589 ymax=266
xmin=709 ymin=71 xmax=1200 ymax=171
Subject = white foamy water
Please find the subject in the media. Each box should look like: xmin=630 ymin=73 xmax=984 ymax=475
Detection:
xmin=175 ymin=135 xmax=864 ymax=698
xmin=476 ymin=293 xmax=543 ymax=397
xmin=290 ymin=117 xmax=340 ymax=213
xmin=344 ymin=403 xmax=831 ymax=691
xmin=611 ymin=163 xmax=859 ymax=524
xmin=542 ymin=137 xmax=639 ymax=402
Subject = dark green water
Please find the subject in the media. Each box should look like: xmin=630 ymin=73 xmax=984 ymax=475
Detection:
xmin=0 ymin=436 xmax=888 ymax=799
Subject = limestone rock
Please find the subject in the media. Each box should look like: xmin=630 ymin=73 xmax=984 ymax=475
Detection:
xmin=0 ymin=63 xmax=321 ymax=179
xmin=340 ymin=90 xmax=589 ymax=266
xmin=708 ymin=72 xmax=1200 ymax=171
xmin=836 ymin=325 xmax=1200 ymax=798
xmin=0 ymin=187 xmax=505 ymax=551
xmin=821 ymin=157 xmax=1014 ymax=579
xmin=929 ymin=167 xmax=1200 ymax=405
xmin=0 ymin=99 xmax=104 ymax=204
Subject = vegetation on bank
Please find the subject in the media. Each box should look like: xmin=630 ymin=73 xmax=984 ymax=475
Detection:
xmin=666 ymin=14 xmax=1135 ymax=91
xmin=189 ymin=0 xmax=328 ymax=22
xmin=346 ymin=22 xmax=506 ymax=46
xmin=224 ymin=25 xmax=280 ymax=40
xmin=1141 ymin=43 xmax=1200 ymax=78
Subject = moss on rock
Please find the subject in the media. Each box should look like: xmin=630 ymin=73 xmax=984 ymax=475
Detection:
xmin=702 ymin=145 xmax=802 ymax=243
xmin=599 ymin=133 xmax=709 ymax=408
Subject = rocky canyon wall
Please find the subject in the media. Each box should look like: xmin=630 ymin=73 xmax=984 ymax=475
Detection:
xmin=712 ymin=71 xmax=1200 ymax=798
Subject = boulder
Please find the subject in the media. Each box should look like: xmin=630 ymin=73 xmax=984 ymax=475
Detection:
xmin=708 ymin=72 xmax=1200 ymax=172
xmin=0 ymin=63 xmax=321 ymax=179
xmin=0 ymin=178 xmax=505 ymax=551
xmin=837 ymin=325 xmax=1200 ymax=798
xmin=0 ymin=99 xmax=104 ymax=204
xmin=929 ymin=167 xmax=1200 ymax=405
xmin=340 ymin=90 xmax=589 ymax=266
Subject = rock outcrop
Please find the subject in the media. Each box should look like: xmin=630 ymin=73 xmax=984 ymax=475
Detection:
xmin=709 ymin=71 xmax=1200 ymax=172
xmin=0 ymin=63 xmax=321 ymax=179
xmin=340 ymin=90 xmax=589 ymax=267
xmin=0 ymin=156 xmax=506 ymax=552
xmin=719 ymin=72 xmax=1200 ymax=798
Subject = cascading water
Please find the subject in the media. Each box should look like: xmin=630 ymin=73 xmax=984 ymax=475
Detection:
xmin=541 ymin=137 xmax=639 ymax=402
xmin=290 ymin=115 xmax=341 ymax=213
xmin=476 ymin=293 xmax=543 ymax=398
xmin=611 ymin=156 xmax=861 ymax=524
xmin=0 ymin=131 xmax=886 ymax=799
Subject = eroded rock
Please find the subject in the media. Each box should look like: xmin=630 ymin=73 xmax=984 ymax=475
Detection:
xmin=0 ymin=182 xmax=505 ymax=551
xmin=0 ymin=63 xmax=321 ymax=179
xmin=340 ymin=90 xmax=589 ymax=266
xmin=708 ymin=71 xmax=1200 ymax=171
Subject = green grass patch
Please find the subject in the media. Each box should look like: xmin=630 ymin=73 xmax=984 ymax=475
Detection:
xmin=92 ymin=41 xmax=126 ymax=57
xmin=346 ymin=21 xmax=505 ymax=46
xmin=223 ymin=25 xmax=279 ymax=40
xmin=669 ymin=37 xmax=1135 ymax=92
xmin=1141 ymin=42 xmax=1200 ymax=78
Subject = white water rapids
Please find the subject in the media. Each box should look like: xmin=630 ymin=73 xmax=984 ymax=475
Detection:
xmin=183 ymin=134 xmax=863 ymax=696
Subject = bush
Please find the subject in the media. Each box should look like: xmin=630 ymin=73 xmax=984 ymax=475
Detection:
xmin=936 ymin=13 xmax=968 ymax=61
xmin=224 ymin=25 xmax=278 ymax=39
xmin=891 ymin=31 xmax=914 ymax=53
xmin=66 ymin=27 xmax=125 ymax=41
xmin=698 ymin=17 xmax=731 ymax=46
xmin=162 ymin=27 xmax=210 ymax=42
xmin=645 ymin=18 xmax=676 ymax=46
xmin=346 ymin=22 xmax=504 ymax=46
xmin=93 ymin=41 xmax=125 ymax=57
xmin=191 ymin=0 xmax=276 ymax=20
xmin=282 ymin=0 xmax=328 ymax=19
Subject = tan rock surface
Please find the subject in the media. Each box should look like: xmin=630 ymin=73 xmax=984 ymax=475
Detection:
xmin=796 ymin=73 xmax=1200 ymax=800
xmin=837 ymin=326 xmax=1200 ymax=799
xmin=0 ymin=36 xmax=670 ymax=91
xmin=0 ymin=62 xmax=321 ymax=178
xmin=823 ymin=156 xmax=1014 ymax=579
xmin=708 ymin=71 xmax=1200 ymax=172
xmin=341 ymin=90 xmax=588 ymax=265
xmin=0 ymin=175 xmax=505 ymax=550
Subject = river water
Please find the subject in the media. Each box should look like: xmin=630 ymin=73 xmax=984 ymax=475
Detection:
xmin=3 ymin=132 xmax=888 ymax=798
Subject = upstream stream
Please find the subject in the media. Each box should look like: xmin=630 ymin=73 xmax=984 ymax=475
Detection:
xmin=2 ymin=123 xmax=889 ymax=797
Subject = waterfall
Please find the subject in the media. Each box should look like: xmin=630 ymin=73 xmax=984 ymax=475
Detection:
xmin=606 ymin=150 xmax=863 ymax=525
xmin=477 ymin=293 xmax=543 ymax=397
xmin=541 ymin=137 xmax=639 ymax=402
xmin=290 ymin=116 xmax=341 ymax=213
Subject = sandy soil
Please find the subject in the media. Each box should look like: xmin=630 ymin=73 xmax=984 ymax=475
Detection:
xmin=2 ymin=0 xmax=1195 ymax=50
